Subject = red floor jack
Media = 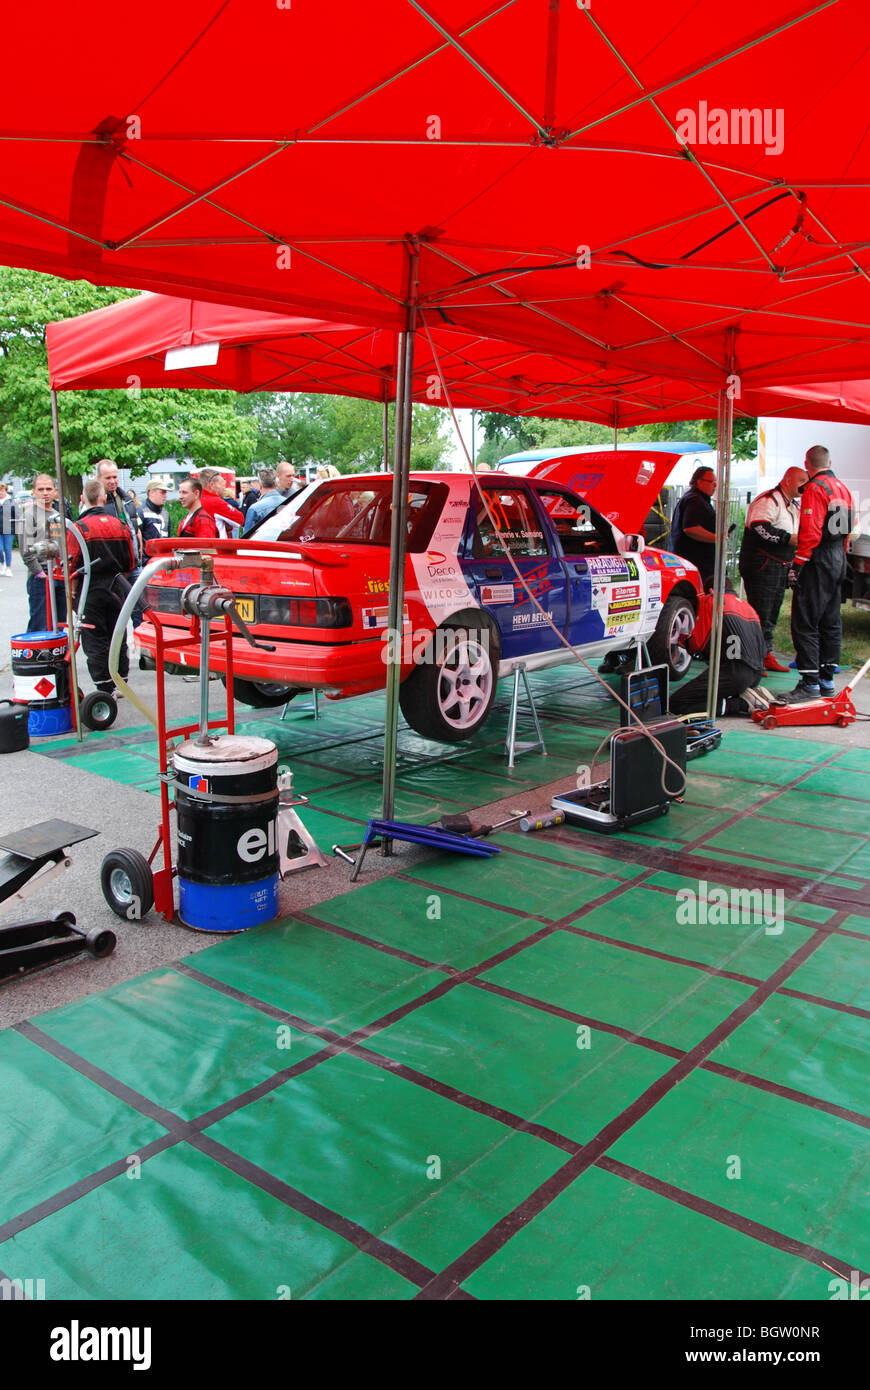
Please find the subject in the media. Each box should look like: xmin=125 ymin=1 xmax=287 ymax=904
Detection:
xmin=753 ymin=655 xmax=870 ymax=730
xmin=99 ymin=541 xmax=325 ymax=925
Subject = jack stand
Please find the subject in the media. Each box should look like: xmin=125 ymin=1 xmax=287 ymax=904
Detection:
xmin=281 ymin=688 xmax=320 ymax=721
xmin=634 ymin=641 xmax=652 ymax=670
xmin=505 ymin=665 xmax=547 ymax=768
xmin=276 ymin=776 xmax=327 ymax=873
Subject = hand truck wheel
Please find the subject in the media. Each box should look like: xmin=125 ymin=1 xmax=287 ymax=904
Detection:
xmin=100 ymin=849 xmax=154 ymax=921
xmin=81 ymin=690 xmax=118 ymax=731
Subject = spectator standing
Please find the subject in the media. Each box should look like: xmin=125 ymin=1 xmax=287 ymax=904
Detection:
xmin=787 ymin=445 xmax=856 ymax=701
xmin=242 ymin=467 xmax=277 ymax=535
xmin=177 ymin=477 xmax=219 ymax=540
xmin=20 ymin=474 xmax=67 ymax=631
xmin=243 ymin=460 xmax=299 ymax=533
xmin=138 ymin=482 xmax=171 ymax=547
xmin=239 ymin=479 xmax=261 ymax=514
xmin=65 ymin=478 xmax=136 ymax=695
xmin=197 ymin=468 xmax=245 ymax=537
xmin=0 ymin=482 xmax=16 ymax=575
xmin=671 ymin=464 xmax=718 ymax=585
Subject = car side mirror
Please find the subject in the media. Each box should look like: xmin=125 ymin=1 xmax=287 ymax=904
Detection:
xmin=617 ymin=533 xmax=645 ymax=554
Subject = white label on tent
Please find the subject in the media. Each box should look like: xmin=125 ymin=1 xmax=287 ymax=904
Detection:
xmin=164 ymin=342 xmax=221 ymax=371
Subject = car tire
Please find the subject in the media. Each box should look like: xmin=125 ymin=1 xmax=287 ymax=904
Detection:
xmin=649 ymin=593 xmax=696 ymax=678
xmin=399 ymin=619 xmax=498 ymax=743
xmin=224 ymin=677 xmax=302 ymax=709
xmin=100 ymin=849 xmax=154 ymax=921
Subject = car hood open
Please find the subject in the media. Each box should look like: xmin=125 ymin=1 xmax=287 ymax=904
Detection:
xmin=529 ymin=450 xmax=686 ymax=536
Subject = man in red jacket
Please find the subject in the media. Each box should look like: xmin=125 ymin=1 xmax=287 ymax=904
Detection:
xmin=178 ymin=477 xmax=219 ymax=540
xmin=787 ymin=445 xmax=855 ymax=701
xmin=670 ymin=580 xmax=768 ymax=717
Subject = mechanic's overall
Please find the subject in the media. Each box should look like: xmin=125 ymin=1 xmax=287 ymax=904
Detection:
xmin=671 ymin=464 xmax=717 ymax=585
xmin=787 ymin=445 xmax=855 ymax=701
xmin=670 ymin=580 xmax=767 ymax=717
xmin=738 ymin=466 xmax=807 ymax=671
xmin=66 ymin=478 xmax=137 ymax=694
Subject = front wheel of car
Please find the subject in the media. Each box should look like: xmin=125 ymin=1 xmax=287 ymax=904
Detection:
xmin=649 ymin=593 xmax=696 ymax=678
xmin=399 ymin=621 xmax=498 ymax=743
xmin=225 ymin=677 xmax=303 ymax=709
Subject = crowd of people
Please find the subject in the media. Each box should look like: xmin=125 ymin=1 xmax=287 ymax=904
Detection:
xmin=1 ymin=446 xmax=857 ymax=712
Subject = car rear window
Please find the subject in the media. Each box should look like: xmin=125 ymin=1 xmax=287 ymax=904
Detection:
xmin=278 ymin=479 xmax=448 ymax=550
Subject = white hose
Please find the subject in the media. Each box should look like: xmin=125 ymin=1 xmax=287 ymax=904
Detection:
xmin=108 ymin=556 xmax=179 ymax=729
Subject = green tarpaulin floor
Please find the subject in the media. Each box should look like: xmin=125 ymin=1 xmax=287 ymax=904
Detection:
xmin=5 ymin=665 xmax=870 ymax=1298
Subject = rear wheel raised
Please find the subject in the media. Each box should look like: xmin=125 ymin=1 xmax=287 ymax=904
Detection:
xmin=223 ymin=677 xmax=302 ymax=709
xmin=649 ymin=593 xmax=696 ymax=678
xmin=399 ymin=621 xmax=498 ymax=743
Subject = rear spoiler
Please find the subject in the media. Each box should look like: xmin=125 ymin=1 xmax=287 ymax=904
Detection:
xmin=144 ymin=536 xmax=352 ymax=567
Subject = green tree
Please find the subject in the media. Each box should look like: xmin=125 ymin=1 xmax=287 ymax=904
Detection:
xmin=0 ymin=268 xmax=257 ymax=492
xmin=478 ymin=409 xmax=758 ymax=463
xmin=236 ymin=393 xmax=450 ymax=472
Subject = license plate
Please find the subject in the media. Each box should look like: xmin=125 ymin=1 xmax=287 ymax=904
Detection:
xmin=234 ymin=598 xmax=255 ymax=623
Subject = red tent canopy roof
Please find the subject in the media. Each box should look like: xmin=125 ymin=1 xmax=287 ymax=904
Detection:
xmin=46 ymin=291 xmax=870 ymax=430
xmin=5 ymin=0 xmax=870 ymax=388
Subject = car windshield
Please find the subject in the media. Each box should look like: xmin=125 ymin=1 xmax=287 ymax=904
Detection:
xmin=278 ymin=478 xmax=447 ymax=550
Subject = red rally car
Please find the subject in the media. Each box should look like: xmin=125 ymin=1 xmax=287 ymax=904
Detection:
xmin=136 ymin=471 xmax=702 ymax=742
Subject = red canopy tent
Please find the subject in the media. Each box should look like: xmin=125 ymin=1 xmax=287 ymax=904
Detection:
xmin=8 ymin=0 xmax=870 ymax=797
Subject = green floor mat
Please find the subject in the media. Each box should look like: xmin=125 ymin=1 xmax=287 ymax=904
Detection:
xmin=204 ymin=1051 xmax=565 ymax=1273
xmin=406 ymin=852 xmax=623 ymax=919
xmin=606 ymin=1069 xmax=870 ymax=1273
xmin=3 ymin=1143 xmax=418 ymax=1300
xmin=464 ymin=1163 xmax=833 ymax=1301
xmin=480 ymin=932 xmax=756 ymax=1050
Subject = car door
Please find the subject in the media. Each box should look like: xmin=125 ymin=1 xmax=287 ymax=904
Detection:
xmin=528 ymin=485 xmax=646 ymax=648
xmin=461 ymin=481 xmax=568 ymax=659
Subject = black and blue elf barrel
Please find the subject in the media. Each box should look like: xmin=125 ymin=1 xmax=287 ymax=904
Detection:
xmin=10 ymin=630 xmax=72 ymax=737
xmin=173 ymin=735 xmax=280 ymax=932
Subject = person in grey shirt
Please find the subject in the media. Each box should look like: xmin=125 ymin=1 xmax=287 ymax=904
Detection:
xmin=243 ymin=460 xmax=301 ymax=534
xmin=20 ymin=474 xmax=67 ymax=631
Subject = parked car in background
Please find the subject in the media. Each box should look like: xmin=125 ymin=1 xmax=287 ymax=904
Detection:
xmin=137 ymin=471 xmax=703 ymax=741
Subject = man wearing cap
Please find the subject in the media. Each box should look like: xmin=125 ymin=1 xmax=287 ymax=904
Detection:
xmin=138 ymin=482 xmax=171 ymax=548
xmin=787 ymin=445 xmax=856 ymax=702
xmin=739 ymin=466 xmax=808 ymax=671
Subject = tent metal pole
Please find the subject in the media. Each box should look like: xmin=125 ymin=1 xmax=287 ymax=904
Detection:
xmin=705 ymin=386 xmax=734 ymax=718
xmin=50 ymin=388 xmax=84 ymax=744
xmin=381 ymin=245 xmax=418 ymax=844
xmin=382 ymin=396 xmax=390 ymax=472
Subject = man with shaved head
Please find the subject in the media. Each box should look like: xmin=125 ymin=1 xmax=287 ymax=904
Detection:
xmin=739 ymin=465 xmax=808 ymax=671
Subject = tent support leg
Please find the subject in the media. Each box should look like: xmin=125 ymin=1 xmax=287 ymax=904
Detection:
xmin=50 ymin=389 xmax=83 ymax=744
xmin=382 ymin=397 xmax=390 ymax=473
xmin=381 ymin=245 xmax=418 ymax=849
xmin=706 ymin=386 xmax=734 ymax=719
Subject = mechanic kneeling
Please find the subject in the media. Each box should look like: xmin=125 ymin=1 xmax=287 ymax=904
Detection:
xmin=670 ymin=579 xmax=767 ymax=717
xmin=66 ymin=477 xmax=137 ymax=695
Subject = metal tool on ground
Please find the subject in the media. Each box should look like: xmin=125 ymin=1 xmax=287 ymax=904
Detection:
xmin=0 ymin=820 xmax=99 ymax=914
xmin=520 ymin=811 xmax=565 ymax=832
xmin=0 ymin=911 xmax=115 ymax=984
xmin=683 ymin=717 xmax=723 ymax=758
xmin=100 ymin=541 xmax=325 ymax=929
xmin=439 ymin=808 xmax=528 ymax=837
xmin=753 ymin=655 xmax=870 ymax=730
xmin=341 ymin=817 xmax=501 ymax=882
xmin=0 ymin=820 xmax=110 ymax=983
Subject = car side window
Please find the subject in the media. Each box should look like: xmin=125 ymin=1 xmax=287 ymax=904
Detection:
xmin=533 ymin=488 xmax=618 ymax=556
xmin=472 ymin=488 xmax=549 ymax=559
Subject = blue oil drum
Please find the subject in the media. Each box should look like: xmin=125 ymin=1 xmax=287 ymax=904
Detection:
xmin=173 ymin=735 xmax=280 ymax=932
xmin=10 ymin=631 xmax=73 ymax=737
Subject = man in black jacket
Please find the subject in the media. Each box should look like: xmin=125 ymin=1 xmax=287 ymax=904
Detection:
xmin=67 ymin=478 xmax=136 ymax=694
xmin=138 ymin=482 xmax=171 ymax=547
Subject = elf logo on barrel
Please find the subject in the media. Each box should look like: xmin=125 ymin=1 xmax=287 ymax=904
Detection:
xmin=237 ymin=822 xmax=277 ymax=863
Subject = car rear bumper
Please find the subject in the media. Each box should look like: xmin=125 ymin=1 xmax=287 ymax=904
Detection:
xmin=134 ymin=622 xmax=389 ymax=697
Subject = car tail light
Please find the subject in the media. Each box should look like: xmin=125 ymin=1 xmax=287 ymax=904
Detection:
xmin=257 ymin=595 xmax=353 ymax=628
xmin=144 ymin=584 xmax=183 ymax=614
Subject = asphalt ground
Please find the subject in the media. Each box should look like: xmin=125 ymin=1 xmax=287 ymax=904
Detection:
xmin=1 ymin=547 xmax=868 ymax=1027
